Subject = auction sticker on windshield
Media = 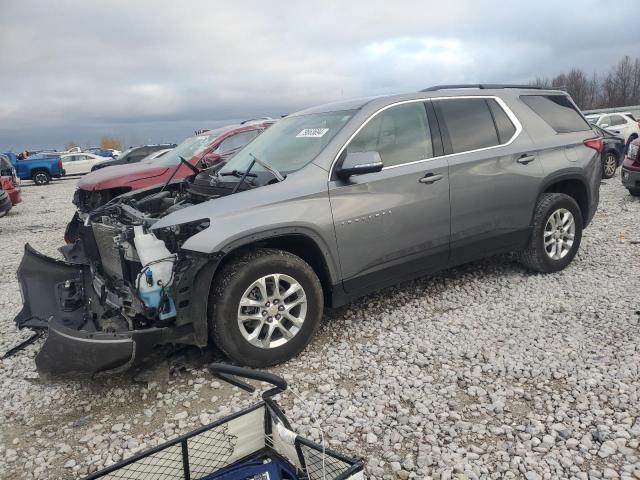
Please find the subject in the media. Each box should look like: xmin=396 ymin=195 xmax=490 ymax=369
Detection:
xmin=296 ymin=128 xmax=328 ymax=138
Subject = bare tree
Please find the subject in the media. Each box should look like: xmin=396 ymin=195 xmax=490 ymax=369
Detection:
xmin=65 ymin=141 xmax=79 ymax=151
xmin=100 ymin=136 xmax=123 ymax=150
xmin=529 ymin=55 xmax=640 ymax=109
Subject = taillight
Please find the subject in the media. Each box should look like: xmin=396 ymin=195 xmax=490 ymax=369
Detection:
xmin=58 ymin=159 xmax=63 ymax=169
xmin=583 ymin=138 xmax=603 ymax=154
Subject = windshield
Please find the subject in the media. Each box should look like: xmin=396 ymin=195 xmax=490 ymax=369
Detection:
xmin=219 ymin=110 xmax=355 ymax=177
xmin=150 ymin=133 xmax=218 ymax=166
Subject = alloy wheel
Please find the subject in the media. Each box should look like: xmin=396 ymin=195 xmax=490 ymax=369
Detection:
xmin=544 ymin=208 xmax=575 ymax=260
xmin=237 ymin=273 xmax=307 ymax=349
xmin=34 ymin=173 xmax=48 ymax=184
xmin=603 ymin=154 xmax=617 ymax=178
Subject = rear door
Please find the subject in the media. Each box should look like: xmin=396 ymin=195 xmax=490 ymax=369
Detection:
xmin=329 ymin=100 xmax=450 ymax=295
xmin=434 ymin=96 xmax=543 ymax=263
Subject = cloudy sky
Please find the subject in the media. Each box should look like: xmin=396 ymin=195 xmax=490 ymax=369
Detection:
xmin=1 ymin=0 xmax=638 ymax=151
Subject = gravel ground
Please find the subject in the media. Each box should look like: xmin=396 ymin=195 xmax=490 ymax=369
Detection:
xmin=0 ymin=176 xmax=639 ymax=480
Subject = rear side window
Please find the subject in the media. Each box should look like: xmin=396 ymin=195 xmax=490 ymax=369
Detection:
xmin=609 ymin=115 xmax=627 ymax=126
xmin=347 ymin=102 xmax=433 ymax=167
xmin=435 ymin=98 xmax=499 ymax=153
xmin=520 ymin=95 xmax=591 ymax=133
xmin=487 ymin=99 xmax=516 ymax=144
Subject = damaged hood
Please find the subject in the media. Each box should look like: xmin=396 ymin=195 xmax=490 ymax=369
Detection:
xmin=151 ymin=163 xmax=331 ymax=253
xmin=78 ymin=163 xmax=171 ymax=191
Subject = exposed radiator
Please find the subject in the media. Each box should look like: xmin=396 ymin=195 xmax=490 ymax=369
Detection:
xmin=91 ymin=223 xmax=124 ymax=279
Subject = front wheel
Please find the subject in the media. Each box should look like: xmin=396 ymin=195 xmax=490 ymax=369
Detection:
xmin=209 ymin=248 xmax=324 ymax=367
xmin=32 ymin=170 xmax=51 ymax=185
xmin=601 ymin=152 xmax=618 ymax=179
xmin=517 ymin=193 xmax=583 ymax=273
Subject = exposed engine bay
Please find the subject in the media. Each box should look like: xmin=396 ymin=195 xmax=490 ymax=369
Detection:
xmin=14 ymin=164 xmax=280 ymax=377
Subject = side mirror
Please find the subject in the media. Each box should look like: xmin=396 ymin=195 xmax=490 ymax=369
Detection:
xmin=336 ymin=151 xmax=383 ymax=179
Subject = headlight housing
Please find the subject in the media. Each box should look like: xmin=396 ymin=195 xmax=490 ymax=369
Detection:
xmin=153 ymin=218 xmax=210 ymax=252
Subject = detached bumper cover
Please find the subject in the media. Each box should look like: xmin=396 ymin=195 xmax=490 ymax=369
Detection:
xmin=14 ymin=244 xmax=170 ymax=377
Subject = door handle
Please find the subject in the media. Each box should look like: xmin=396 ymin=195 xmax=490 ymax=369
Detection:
xmin=419 ymin=173 xmax=443 ymax=184
xmin=517 ymin=154 xmax=536 ymax=165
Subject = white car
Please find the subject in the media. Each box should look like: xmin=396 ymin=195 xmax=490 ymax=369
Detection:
xmin=60 ymin=152 xmax=110 ymax=175
xmin=586 ymin=112 xmax=640 ymax=147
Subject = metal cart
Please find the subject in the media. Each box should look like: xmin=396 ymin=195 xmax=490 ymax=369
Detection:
xmin=85 ymin=363 xmax=364 ymax=479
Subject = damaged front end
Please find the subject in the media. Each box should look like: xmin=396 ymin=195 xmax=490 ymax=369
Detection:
xmin=15 ymin=182 xmax=223 ymax=377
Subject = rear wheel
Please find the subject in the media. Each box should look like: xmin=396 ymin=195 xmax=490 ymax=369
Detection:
xmin=32 ymin=170 xmax=51 ymax=185
xmin=209 ymin=248 xmax=324 ymax=367
xmin=601 ymin=152 xmax=618 ymax=179
xmin=517 ymin=193 xmax=583 ymax=273
xmin=0 ymin=207 xmax=9 ymax=218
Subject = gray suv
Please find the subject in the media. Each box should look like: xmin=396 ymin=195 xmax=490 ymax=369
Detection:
xmin=15 ymin=85 xmax=602 ymax=376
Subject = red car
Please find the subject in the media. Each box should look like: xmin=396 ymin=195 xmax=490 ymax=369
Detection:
xmin=66 ymin=120 xmax=274 ymax=242
xmin=0 ymin=154 xmax=21 ymax=216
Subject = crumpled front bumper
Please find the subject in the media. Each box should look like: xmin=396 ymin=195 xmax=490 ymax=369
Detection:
xmin=14 ymin=244 xmax=171 ymax=378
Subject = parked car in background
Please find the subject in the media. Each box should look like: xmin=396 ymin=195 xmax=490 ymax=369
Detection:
xmin=592 ymin=125 xmax=626 ymax=179
xmin=4 ymin=151 xmax=65 ymax=185
xmin=621 ymin=138 xmax=640 ymax=196
xmin=86 ymin=147 xmax=121 ymax=158
xmin=61 ymin=152 xmax=113 ymax=176
xmin=91 ymin=144 xmax=176 ymax=171
xmin=64 ymin=121 xmax=274 ymax=243
xmin=586 ymin=112 xmax=640 ymax=149
xmin=139 ymin=148 xmax=172 ymax=162
xmin=18 ymin=86 xmax=603 ymax=375
xmin=0 ymin=180 xmax=12 ymax=217
xmin=0 ymin=154 xmax=21 ymax=206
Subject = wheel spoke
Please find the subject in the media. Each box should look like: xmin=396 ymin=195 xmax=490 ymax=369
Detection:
xmin=254 ymin=277 xmax=268 ymax=301
xmin=263 ymin=322 xmax=278 ymax=347
xmin=284 ymin=294 xmax=306 ymax=310
xmin=240 ymin=297 xmax=263 ymax=308
xmin=277 ymin=324 xmax=294 ymax=340
xmin=284 ymin=311 xmax=304 ymax=327
xmin=281 ymin=283 xmax=302 ymax=300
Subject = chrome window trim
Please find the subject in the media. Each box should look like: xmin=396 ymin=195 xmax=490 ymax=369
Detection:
xmin=329 ymin=95 xmax=523 ymax=176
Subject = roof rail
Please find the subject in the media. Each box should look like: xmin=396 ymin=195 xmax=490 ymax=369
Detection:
xmin=420 ymin=84 xmax=545 ymax=92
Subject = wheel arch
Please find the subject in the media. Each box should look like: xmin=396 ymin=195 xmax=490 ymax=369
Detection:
xmin=536 ymin=173 xmax=590 ymax=226
xmin=214 ymin=230 xmax=338 ymax=307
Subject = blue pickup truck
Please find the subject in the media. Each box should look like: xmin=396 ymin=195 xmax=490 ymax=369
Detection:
xmin=4 ymin=152 xmax=65 ymax=185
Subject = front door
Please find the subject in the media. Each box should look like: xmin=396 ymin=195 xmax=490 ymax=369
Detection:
xmin=328 ymin=101 xmax=451 ymax=296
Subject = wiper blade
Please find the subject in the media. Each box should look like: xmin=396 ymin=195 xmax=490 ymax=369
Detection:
xmin=180 ymin=156 xmax=200 ymax=175
xmin=249 ymin=153 xmax=284 ymax=182
xmin=220 ymin=169 xmax=257 ymax=178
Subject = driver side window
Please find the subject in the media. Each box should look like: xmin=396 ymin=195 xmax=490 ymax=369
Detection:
xmin=347 ymin=102 xmax=433 ymax=168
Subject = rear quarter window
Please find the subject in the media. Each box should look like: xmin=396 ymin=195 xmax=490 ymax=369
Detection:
xmin=435 ymin=98 xmax=500 ymax=154
xmin=520 ymin=95 xmax=591 ymax=133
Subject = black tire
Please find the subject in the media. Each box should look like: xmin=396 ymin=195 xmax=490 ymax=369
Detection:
xmin=629 ymin=188 xmax=640 ymax=197
xmin=31 ymin=169 xmax=51 ymax=185
xmin=0 ymin=208 xmax=9 ymax=218
xmin=517 ymin=193 xmax=583 ymax=273
xmin=601 ymin=151 xmax=618 ymax=179
xmin=209 ymin=248 xmax=324 ymax=367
